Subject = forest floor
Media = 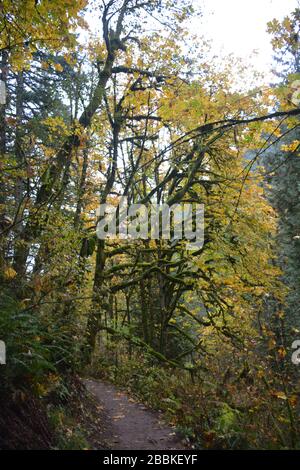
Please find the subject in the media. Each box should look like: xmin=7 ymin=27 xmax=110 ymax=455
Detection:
xmin=84 ymin=378 xmax=187 ymax=450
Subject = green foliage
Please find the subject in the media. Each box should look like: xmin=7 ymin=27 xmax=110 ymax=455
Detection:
xmin=214 ymin=404 xmax=242 ymax=446
xmin=0 ymin=289 xmax=80 ymax=389
xmin=91 ymin=349 xmax=300 ymax=449
xmin=48 ymin=406 xmax=89 ymax=450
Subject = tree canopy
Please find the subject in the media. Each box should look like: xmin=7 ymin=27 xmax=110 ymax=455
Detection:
xmin=1 ymin=0 xmax=300 ymax=451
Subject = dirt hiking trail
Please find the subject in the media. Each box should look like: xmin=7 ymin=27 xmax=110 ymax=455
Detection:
xmin=84 ymin=379 xmax=186 ymax=450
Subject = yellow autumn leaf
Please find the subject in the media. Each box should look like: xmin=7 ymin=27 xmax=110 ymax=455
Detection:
xmin=268 ymin=338 xmax=276 ymax=350
xmin=281 ymin=140 xmax=299 ymax=152
xmin=288 ymin=395 xmax=298 ymax=407
xmin=54 ymin=63 xmax=64 ymax=72
xmin=41 ymin=61 xmax=49 ymax=70
xmin=277 ymin=346 xmax=287 ymax=359
xmin=273 ymin=391 xmax=288 ymax=400
xmin=3 ymin=267 xmax=17 ymax=280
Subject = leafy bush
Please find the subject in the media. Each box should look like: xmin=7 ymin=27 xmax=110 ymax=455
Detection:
xmin=0 ymin=289 xmax=78 ymax=389
xmin=89 ymin=349 xmax=300 ymax=449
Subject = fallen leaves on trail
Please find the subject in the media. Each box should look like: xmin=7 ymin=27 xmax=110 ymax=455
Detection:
xmin=112 ymin=414 xmax=126 ymax=420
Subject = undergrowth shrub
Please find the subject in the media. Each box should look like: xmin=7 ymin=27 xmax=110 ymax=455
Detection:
xmin=88 ymin=349 xmax=300 ymax=449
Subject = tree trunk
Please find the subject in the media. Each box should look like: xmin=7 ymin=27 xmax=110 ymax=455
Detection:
xmin=0 ymin=50 xmax=8 ymax=206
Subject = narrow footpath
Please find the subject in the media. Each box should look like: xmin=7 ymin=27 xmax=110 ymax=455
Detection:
xmin=85 ymin=379 xmax=186 ymax=450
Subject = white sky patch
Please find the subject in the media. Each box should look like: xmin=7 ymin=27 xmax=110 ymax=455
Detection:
xmin=83 ymin=0 xmax=299 ymax=88
xmin=193 ymin=0 xmax=298 ymax=79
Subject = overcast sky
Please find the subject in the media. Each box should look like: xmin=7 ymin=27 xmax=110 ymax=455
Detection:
xmin=85 ymin=0 xmax=299 ymax=84
xmin=193 ymin=0 xmax=298 ymax=75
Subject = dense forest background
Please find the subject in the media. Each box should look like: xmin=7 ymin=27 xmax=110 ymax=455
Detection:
xmin=1 ymin=0 xmax=300 ymax=450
